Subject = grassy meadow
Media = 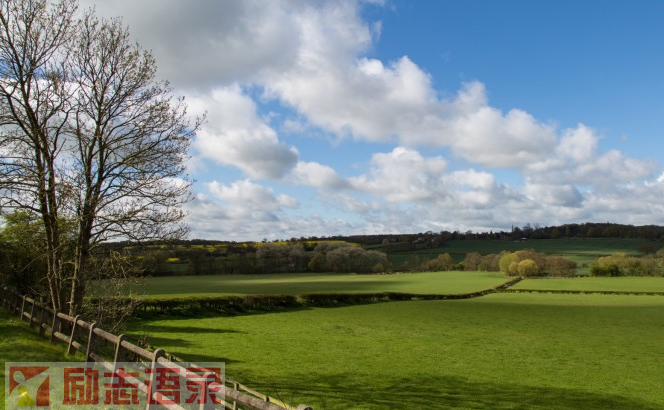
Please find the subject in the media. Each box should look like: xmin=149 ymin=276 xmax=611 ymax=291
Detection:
xmin=0 ymin=309 xmax=81 ymax=407
xmin=513 ymin=276 xmax=664 ymax=293
xmin=136 ymin=270 xmax=508 ymax=298
xmin=7 ymin=238 xmax=664 ymax=410
xmin=129 ymin=292 xmax=664 ymax=410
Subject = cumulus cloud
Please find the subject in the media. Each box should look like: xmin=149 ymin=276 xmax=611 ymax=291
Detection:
xmin=288 ymin=161 xmax=348 ymax=190
xmin=524 ymin=183 xmax=584 ymax=208
xmin=255 ymin=5 xmax=559 ymax=170
xmin=187 ymin=179 xmax=300 ymax=239
xmin=347 ymin=147 xmax=522 ymax=210
xmin=83 ymin=0 xmax=301 ymax=90
xmin=584 ymin=180 xmax=664 ymax=223
xmin=90 ymin=0 xmax=564 ymax=171
xmin=207 ymin=179 xmax=297 ymax=216
xmin=528 ymin=124 xmax=656 ymax=184
xmin=189 ymin=86 xmax=298 ymax=179
xmin=349 ymin=147 xmax=447 ymax=202
xmin=521 ymin=124 xmax=658 ymax=207
xmin=186 ymin=189 xmax=360 ymax=241
xmin=81 ymin=0 xmax=664 ymax=239
xmin=557 ymin=125 xmax=598 ymax=162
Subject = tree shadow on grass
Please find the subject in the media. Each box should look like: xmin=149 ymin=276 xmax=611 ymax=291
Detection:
xmin=125 ymin=324 xmax=244 ymax=365
xmin=134 ymin=323 xmax=247 ymax=335
xmin=248 ymin=373 xmax=664 ymax=410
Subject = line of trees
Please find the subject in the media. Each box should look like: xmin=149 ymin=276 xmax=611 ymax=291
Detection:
xmin=295 ymin=222 xmax=664 ymax=248
xmin=589 ymin=252 xmax=662 ymax=277
xmin=139 ymin=242 xmax=392 ymax=276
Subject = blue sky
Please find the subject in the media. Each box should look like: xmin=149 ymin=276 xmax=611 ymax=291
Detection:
xmin=87 ymin=0 xmax=664 ymax=241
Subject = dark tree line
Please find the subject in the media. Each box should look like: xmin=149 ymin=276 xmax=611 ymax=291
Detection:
xmin=138 ymin=242 xmax=391 ymax=276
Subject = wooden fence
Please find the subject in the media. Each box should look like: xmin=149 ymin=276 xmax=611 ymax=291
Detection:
xmin=0 ymin=286 xmax=312 ymax=410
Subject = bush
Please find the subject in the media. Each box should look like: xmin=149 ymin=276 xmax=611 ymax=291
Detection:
xmin=589 ymin=264 xmax=622 ymax=277
xmin=499 ymin=252 xmax=519 ymax=275
xmin=544 ymin=256 xmax=578 ymax=277
xmin=422 ymin=253 xmax=454 ymax=271
xmin=517 ymin=259 xmax=540 ymax=277
xmin=498 ymin=249 xmax=577 ymax=277
xmin=594 ymin=253 xmax=662 ymax=276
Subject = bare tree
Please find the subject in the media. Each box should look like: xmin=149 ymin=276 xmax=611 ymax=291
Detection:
xmin=0 ymin=0 xmax=200 ymax=316
xmin=0 ymin=0 xmax=78 ymax=313
xmin=64 ymin=11 xmax=200 ymax=314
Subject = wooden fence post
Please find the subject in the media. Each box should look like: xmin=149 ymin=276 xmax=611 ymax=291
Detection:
xmin=85 ymin=322 xmax=98 ymax=362
xmin=28 ymin=298 xmax=36 ymax=328
xmin=50 ymin=310 xmax=60 ymax=345
xmin=114 ymin=334 xmax=128 ymax=369
xmin=38 ymin=303 xmax=47 ymax=338
xmin=20 ymin=295 xmax=27 ymax=321
xmin=232 ymin=382 xmax=239 ymax=410
xmin=13 ymin=291 xmax=21 ymax=316
xmin=67 ymin=315 xmax=81 ymax=356
xmin=199 ymin=371 xmax=216 ymax=410
xmin=145 ymin=348 xmax=165 ymax=410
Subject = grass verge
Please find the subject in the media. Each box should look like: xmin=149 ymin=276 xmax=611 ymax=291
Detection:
xmin=0 ymin=308 xmax=80 ymax=407
xmin=511 ymin=276 xmax=664 ymax=293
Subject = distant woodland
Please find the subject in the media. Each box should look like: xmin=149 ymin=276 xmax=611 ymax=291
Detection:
xmin=92 ymin=222 xmax=664 ymax=277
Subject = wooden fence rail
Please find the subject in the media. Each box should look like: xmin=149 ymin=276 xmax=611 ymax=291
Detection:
xmin=0 ymin=286 xmax=312 ymax=410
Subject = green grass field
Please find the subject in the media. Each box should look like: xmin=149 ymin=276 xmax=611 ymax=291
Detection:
xmin=9 ymin=237 xmax=664 ymax=409
xmin=0 ymin=309 xmax=80 ymax=407
xmin=128 ymin=293 xmax=664 ymax=410
xmin=136 ymin=271 xmax=508 ymax=298
xmin=512 ymin=276 xmax=664 ymax=292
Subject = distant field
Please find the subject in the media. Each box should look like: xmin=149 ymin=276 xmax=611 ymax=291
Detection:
xmin=512 ymin=276 xmax=664 ymax=293
xmin=387 ymin=238 xmax=656 ymax=274
xmin=136 ymin=271 xmax=508 ymax=298
xmin=129 ymin=293 xmax=664 ymax=410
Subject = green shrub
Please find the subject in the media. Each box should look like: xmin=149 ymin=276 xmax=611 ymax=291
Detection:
xmin=589 ymin=264 xmax=622 ymax=277
xmin=136 ymin=295 xmax=300 ymax=315
xmin=517 ymin=259 xmax=539 ymax=277
xmin=594 ymin=253 xmax=662 ymax=276
xmin=422 ymin=253 xmax=454 ymax=271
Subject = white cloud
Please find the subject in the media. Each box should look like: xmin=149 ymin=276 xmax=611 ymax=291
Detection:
xmin=288 ymin=161 xmax=348 ymax=190
xmin=186 ymin=190 xmax=360 ymax=241
xmin=83 ymin=0 xmax=301 ymax=90
xmin=349 ymin=147 xmax=447 ymax=202
xmin=523 ymin=124 xmax=658 ymax=207
xmin=80 ymin=0 xmax=664 ymax=239
xmin=346 ymin=148 xmax=523 ymax=212
xmin=445 ymin=84 xmax=558 ymax=167
xmin=524 ymin=182 xmax=584 ymax=207
xmin=556 ymin=125 xmax=598 ymax=162
xmin=575 ymin=150 xmax=656 ymax=186
xmin=207 ymin=179 xmax=297 ymax=215
xmin=187 ymin=179 xmax=301 ymax=240
xmin=190 ymin=86 xmax=298 ymax=179
xmin=90 ymin=0 xmax=564 ymax=171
